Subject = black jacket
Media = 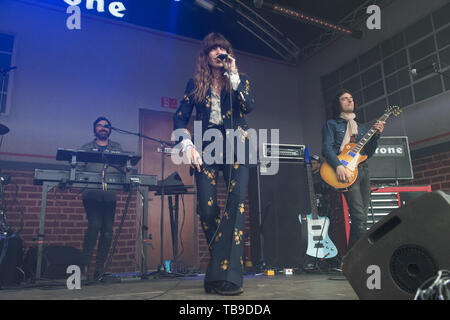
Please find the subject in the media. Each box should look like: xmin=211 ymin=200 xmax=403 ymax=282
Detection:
xmin=322 ymin=118 xmax=379 ymax=169
xmin=173 ymin=74 xmax=256 ymax=165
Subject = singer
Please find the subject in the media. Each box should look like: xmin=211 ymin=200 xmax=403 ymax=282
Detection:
xmin=79 ymin=116 xmax=123 ymax=280
xmin=173 ymin=33 xmax=255 ymax=295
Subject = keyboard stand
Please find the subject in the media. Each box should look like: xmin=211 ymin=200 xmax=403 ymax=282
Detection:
xmin=34 ymin=181 xmax=150 ymax=281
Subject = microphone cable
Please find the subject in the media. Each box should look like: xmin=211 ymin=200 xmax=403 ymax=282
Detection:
xmin=205 ymin=62 xmax=236 ymax=253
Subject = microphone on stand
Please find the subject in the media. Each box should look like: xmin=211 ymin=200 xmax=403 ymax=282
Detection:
xmin=0 ymin=66 xmax=17 ymax=74
xmin=410 ymin=62 xmax=437 ymax=77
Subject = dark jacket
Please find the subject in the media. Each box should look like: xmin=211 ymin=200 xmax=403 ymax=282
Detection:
xmin=79 ymin=139 xmax=123 ymax=202
xmin=173 ymin=74 xmax=255 ymax=165
xmin=322 ymin=118 xmax=379 ymax=169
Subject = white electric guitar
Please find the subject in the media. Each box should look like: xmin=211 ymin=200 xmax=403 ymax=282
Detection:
xmin=298 ymin=148 xmax=338 ymax=259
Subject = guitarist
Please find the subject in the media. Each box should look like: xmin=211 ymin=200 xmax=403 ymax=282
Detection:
xmin=322 ymin=89 xmax=385 ymax=249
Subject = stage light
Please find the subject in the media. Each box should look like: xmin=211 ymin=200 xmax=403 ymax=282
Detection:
xmin=253 ymin=1 xmax=362 ymax=39
xmin=272 ymin=5 xmax=355 ymax=34
xmin=195 ymin=0 xmax=216 ymax=12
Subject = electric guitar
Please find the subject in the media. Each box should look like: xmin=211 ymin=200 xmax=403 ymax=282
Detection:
xmin=298 ymin=148 xmax=337 ymax=259
xmin=320 ymin=106 xmax=401 ymax=189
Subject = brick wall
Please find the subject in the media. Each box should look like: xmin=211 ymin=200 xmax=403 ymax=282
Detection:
xmin=2 ymin=169 xmax=252 ymax=275
xmin=1 ymin=170 xmax=138 ymax=274
xmin=402 ymin=149 xmax=450 ymax=192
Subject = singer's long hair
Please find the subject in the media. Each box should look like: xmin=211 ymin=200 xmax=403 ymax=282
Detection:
xmin=191 ymin=33 xmax=237 ymax=104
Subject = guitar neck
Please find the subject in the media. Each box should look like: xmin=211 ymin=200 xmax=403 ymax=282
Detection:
xmin=352 ymin=113 xmax=390 ymax=153
xmin=305 ymin=163 xmax=319 ymax=219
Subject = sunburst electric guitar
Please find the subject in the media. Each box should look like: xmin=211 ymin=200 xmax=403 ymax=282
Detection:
xmin=320 ymin=106 xmax=401 ymax=189
xmin=298 ymin=148 xmax=337 ymax=259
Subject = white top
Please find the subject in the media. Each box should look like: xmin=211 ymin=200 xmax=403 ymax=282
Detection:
xmin=181 ymin=70 xmax=241 ymax=152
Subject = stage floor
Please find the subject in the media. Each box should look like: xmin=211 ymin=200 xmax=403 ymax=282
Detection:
xmin=0 ymin=271 xmax=357 ymax=300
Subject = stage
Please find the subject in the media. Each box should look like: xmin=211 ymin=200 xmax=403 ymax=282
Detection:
xmin=1 ymin=0 xmax=449 ymax=303
xmin=0 ymin=272 xmax=357 ymax=300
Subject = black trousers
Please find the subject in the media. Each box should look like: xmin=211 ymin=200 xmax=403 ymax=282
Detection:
xmin=81 ymin=198 xmax=116 ymax=273
xmin=344 ymin=164 xmax=371 ymax=249
xmin=195 ymin=161 xmax=249 ymax=287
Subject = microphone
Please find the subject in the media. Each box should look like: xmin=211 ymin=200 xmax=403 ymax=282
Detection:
xmin=0 ymin=66 xmax=17 ymax=74
xmin=410 ymin=62 xmax=437 ymax=77
xmin=253 ymin=0 xmax=264 ymax=9
xmin=217 ymin=53 xmax=228 ymax=60
xmin=101 ymin=124 xmax=112 ymax=129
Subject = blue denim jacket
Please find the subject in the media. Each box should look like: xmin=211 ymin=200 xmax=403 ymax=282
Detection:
xmin=322 ymin=118 xmax=379 ymax=169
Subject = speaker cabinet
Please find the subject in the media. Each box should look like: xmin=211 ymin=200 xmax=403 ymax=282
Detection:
xmin=367 ymin=136 xmax=413 ymax=181
xmin=248 ymin=161 xmax=310 ymax=268
xmin=330 ymin=185 xmax=432 ymax=257
xmin=342 ymin=191 xmax=450 ymax=300
xmin=24 ymin=246 xmax=83 ymax=280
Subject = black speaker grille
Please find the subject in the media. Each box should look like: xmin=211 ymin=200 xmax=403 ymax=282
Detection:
xmin=389 ymin=245 xmax=438 ymax=294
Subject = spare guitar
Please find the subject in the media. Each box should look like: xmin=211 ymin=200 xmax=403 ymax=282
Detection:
xmin=320 ymin=106 xmax=401 ymax=189
xmin=298 ymin=148 xmax=337 ymax=259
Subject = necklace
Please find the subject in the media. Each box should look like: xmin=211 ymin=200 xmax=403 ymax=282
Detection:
xmin=212 ymin=79 xmax=222 ymax=92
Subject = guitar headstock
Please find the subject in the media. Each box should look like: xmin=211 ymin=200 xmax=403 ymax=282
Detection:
xmin=304 ymin=147 xmax=311 ymax=165
xmin=385 ymin=105 xmax=402 ymax=117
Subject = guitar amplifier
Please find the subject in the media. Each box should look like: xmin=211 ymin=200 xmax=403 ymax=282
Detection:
xmin=248 ymin=160 xmax=310 ymax=268
xmin=367 ymin=136 xmax=413 ymax=181
xmin=262 ymin=144 xmax=305 ymax=162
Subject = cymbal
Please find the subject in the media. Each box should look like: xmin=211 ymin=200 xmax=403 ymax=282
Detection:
xmin=0 ymin=123 xmax=9 ymax=135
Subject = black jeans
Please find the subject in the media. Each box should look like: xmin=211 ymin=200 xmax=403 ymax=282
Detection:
xmin=82 ymin=198 xmax=116 ymax=273
xmin=195 ymin=161 xmax=249 ymax=287
xmin=344 ymin=164 xmax=371 ymax=249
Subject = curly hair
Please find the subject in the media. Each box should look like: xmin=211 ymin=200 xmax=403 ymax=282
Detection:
xmin=330 ymin=88 xmax=359 ymax=119
xmin=191 ymin=33 xmax=236 ymax=104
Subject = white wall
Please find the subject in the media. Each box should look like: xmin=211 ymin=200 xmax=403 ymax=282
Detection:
xmin=297 ymin=0 xmax=450 ymax=157
xmin=0 ymin=0 xmax=302 ymax=165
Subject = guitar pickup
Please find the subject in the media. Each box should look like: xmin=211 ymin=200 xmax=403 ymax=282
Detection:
xmin=313 ymin=236 xmax=323 ymax=241
xmin=314 ymin=243 xmax=324 ymax=248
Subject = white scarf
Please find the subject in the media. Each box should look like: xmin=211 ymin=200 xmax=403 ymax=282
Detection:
xmin=339 ymin=112 xmax=358 ymax=151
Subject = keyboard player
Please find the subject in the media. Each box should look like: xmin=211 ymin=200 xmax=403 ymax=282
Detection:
xmin=79 ymin=116 xmax=123 ymax=280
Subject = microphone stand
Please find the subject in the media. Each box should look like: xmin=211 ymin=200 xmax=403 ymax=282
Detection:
xmin=412 ymin=63 xmax=450 ymax=80
xmin=432 ymin=62 xmax=450 ymax=80
xmin=106 ymin=125 xmax=178 ymax=278
xmin=0 ymin=67 xmax=16 ymax=113
xmin=0 ymin=70 xmax=7 ymax=113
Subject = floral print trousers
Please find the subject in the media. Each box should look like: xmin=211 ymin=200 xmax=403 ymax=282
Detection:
xmin=195 ymin=161 xmax=249 ymax=287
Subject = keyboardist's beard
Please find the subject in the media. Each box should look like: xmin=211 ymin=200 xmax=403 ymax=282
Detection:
xmin=95 ymin=130 xmax=110 ymax=141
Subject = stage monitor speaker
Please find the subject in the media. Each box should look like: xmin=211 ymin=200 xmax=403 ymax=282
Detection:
xmin=367 ymin=136 xmax=413 ymax=181
xmin=0 ymin=234 xmax=24 ymax=287
xmin=24 ymin=245 xmax=83 ymax=280
xmin=248 ymin=160 xmax=310 ymax=268
xmin=342 ymin=191 xmax=450 ymax=300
